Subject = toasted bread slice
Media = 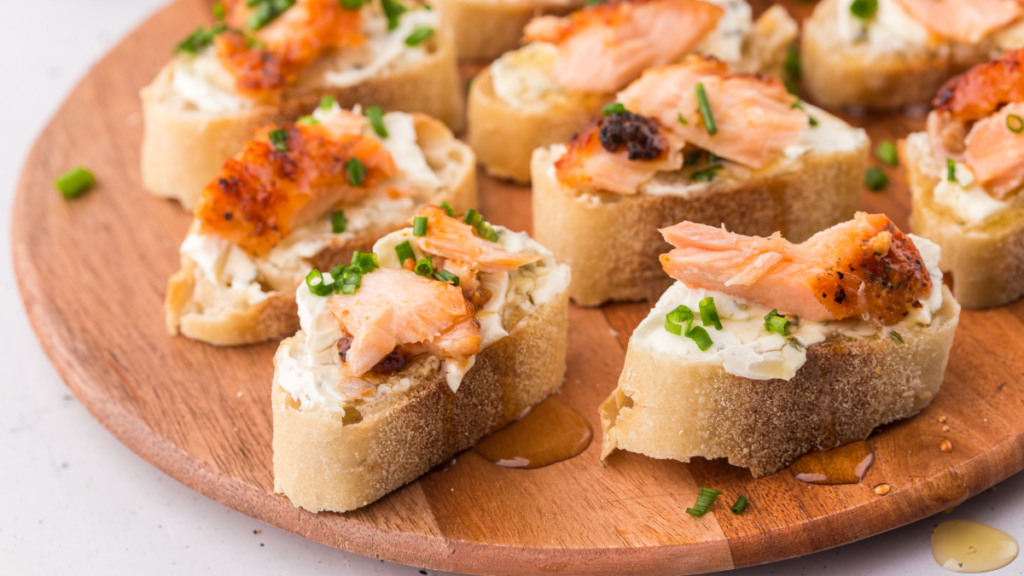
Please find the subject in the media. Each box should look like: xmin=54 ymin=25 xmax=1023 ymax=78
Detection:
xmin=801 ymin=0 xmax=996 ymax=110
xmin=272 ymin=233 xmax=570 ymax=513
xmin=165 ymin=114 xmax=477 ymax=346
xmin=530 ymin=110 xmax=868 ymax=307
xmin=436 ymin=0 xmax=581 ymax=59
xmin=467 ymin=5 xmax=798 ymax=184
xmin=903 ymin=134 xmax=1024 ymax=308
xmin=141 ymin=18 xmax=463 ymax=210
xmin=600 ymin=283 xmax=960 ymax=478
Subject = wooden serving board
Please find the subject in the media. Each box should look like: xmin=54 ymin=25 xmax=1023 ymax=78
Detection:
xmin=12 ymin=1 xmax=1024 ymax=574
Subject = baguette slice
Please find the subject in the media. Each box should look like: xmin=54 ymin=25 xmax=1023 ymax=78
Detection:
xmin=600 ymin=283 xmax=960 ymax=478
xmin=436 ymin=0 xmax=581 ymax=59
xmin=273 ymin=242 xmax=570 ymax=513
xmin=903 ymin=134 xmax=1024 ymax=308
xmin=467 ymin=5 xmax=798 ymax=183
xmin=141 ymin=22 xmax=464 ymax=210
xmin=531 ymin=113 xmax=868 ymax=307
xmin=165 ymin=114 xmax=477 ymax=346
xmin=801 ymin=0 xmax=995 ymax=110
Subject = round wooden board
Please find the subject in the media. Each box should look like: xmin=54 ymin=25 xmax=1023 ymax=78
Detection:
xmin=12 ymin=1 xmax=1024 ymax=574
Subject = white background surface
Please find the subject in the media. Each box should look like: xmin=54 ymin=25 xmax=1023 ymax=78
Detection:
xmin=0 ymin=1 xmax=1021 ymax=574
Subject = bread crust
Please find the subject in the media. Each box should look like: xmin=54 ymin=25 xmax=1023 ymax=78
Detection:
xmin=436 ymin=0 xmax=580 ymax=59
xmin=530 ymin=142 xmax=868 ymax=307
xmin=141 ymin=30 xmax=464 ymax=209
xmin=904 ymin=138 xmax=1024 ymax=308
xmin=164 ymin=115 xmax=477 ymax=346
xmin=801 ymin=0 xmax=990 ymax=110
xmin=466 ymin=8 xmax=798 ymax=184
xmin=600 ymin=286 xmax=961 ymax=478
xmin=272 ymin=286 xmax=569 ymax=512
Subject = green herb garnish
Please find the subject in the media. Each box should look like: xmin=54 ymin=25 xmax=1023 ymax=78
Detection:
xmin=395 ymin=240 xmax=415 ymax=265
xmin=305 ymin=269 xmax=335 ymax=297
xmin=434 ymin=269 xmax=460 ymax=286
xmin=381 ymin=0 xmax=407 ymax=30
xmin=440 ymin=201 xmax=455 ymax=217
xmin=365 ymin=105 xmax=388 ymax=138
xmin=174 ymin=23 xmax=227 ymax=54
xmin=730 ymin=495 xmax=748 ymax=515
xmin=297 ymin=115 xmax=319 ymax=126
xmin=332 ymin=210 xmax=347 ymax=233
xmin=319 ymin=95 xmax=337 ymax=111
xmin=764 ymin=309 xmax=791 ymax=336
xmin=865 ymin=167 xmax=888 ymax=191
xmin=699 ymin=297 xmax=723 ymax=330
xmin=55 ymin=166 xmax=95 ymax=199
xmin=268 ymin=128 xmax=290 ymax=151
xmin=413 ymin=216 xmax=428 ymax=236
xmin=345 ymin=158 xmax=366 ymax=186
xmin=686 ymin=487 xmax=722 ymax=517
xmin=690 ymin=165 xmax=722 ymax=182
xmin=890 ymin=331 xmax=905 ymax=346
xmin=947 ymin=158 xmax=957 ymax=182
xmin=405 ymin=26 xmax=434 ymax=46
xmin=850 ymin=0 xmax=877 ymax=21
xmin=414 ymin=257 xmax=434 ymax=276
xmin=602 ymin=102 xmax=626 ymax=116
xmin=876 ymin=140 xmax=899 ymax=166
xmin=695 ymin=82 xmax=717 ymax=135
xmin=1008 ymin=114 xmax=1024 ymax=134
xmin=248 ymin=0 xmax=296 ymax=31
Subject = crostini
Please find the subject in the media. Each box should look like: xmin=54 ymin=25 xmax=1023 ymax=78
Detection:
xmin=600 ymin=214 xmax=961 ymax=477
xmin=802 ymin=0 xmax=1024 ymax=110
xmin=467 ymin=0 xmax=798 ymax=183
xmin=532 ymin=56 xmax=868 ymax=306
xmin=272 ymin=205 xmax=571 ymax=512
xmin=436 ymin=0 xmax=581 ymax=59
xmin=142 ymin=0 xmax=464 ymax=209
xmin=904 ymin=48 xmax=1024 ymax=308
xmin=165 ymin=103 xmax=476 ymax=346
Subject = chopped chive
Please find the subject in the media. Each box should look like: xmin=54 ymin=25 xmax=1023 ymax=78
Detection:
xmin=764 ymin=309 xmax=791 ymax=336
xmin=213 ymin=1 xmax=226 ymax=20
xmin=665 ymin=305 xmax=694 ymax=336
xmin=440 ymin=201 xmax=455 ymax=217
xmin=345 ymin=158 xmax=366 ymax=186
xmin=365 ymin=105 xmax=388 ymax=138
xmin=434 ymin=270 xmax=460 ymax=286
xmin=174 ymin=23 xmax=227 ymax=54
xmin=875 ymin=140 xmax=899 ymax=167
xmin=784 ymin=45 xmax=800 ymax=79
xmin=55 ymin=166 xmax=95 ymax=199
xmin=297 ymin=115 xmax=319 ymax=126
xmin=707 ymin=151 xmax=722 ymax=164
xmin=268 ymin=128 xmax=290 ymax=151
xmin=890 ymin=331 xmax=905 ymax=346
xmin=305 ymin=269 xmax=335 ymax=297
xmin=808 ymin=116 xmax=819 ymax=127
xmin=602 ymin=102 xmax=626 ymax=116
xmin=690 ymin=165 xmax=722 ymax=182
xmin=319 ymin=95 xmax=337 ymax=111
xmin=699 ymin=297 xmax=723 ymax=330
xmin=677 ymin=113 xmax=688 ymax=125
xmin=791 ymin=100 xmax=804 ymax=110
xmin=850 ymin=0 xmax=877 ymax=20
xmin=413 ymin=216 xmax=428 ymax=236
xmin=395 ymin=240 xmax=415 ymax=264
xmin=248 ymin=0 xmax=295 ymax=31
xmin=946 ymin=158 xmax=956 ymax=182
xmin=414 ymin=257 xmax=434 ymax=276
xmin=730 ymin=495 xmax=748 ymax=515
xmin=381 ymin=0 xmax=407 ymax=30
xmin=695 ymin=83 xmax=717 ymax=136
xmin=340 ymin=0 xmax=364 ymax=9
xmin=1008 ymin=114 xmax=1024 ymax=134
xmin=463 ymin=208 xmax=482 ymax=227
xmin=331 ymin=210 xmax=347 ymax=233
xmin=686 ymin=326 xmax=714 ymax=351
xmin=405 ymin=26 xmax=435 ymax=46
xmin=350 ymin=250 xmax=379 ymax=272
xmin=477 ymin=222 xmax=500 ymax=242
xmin=686 ymin=487 xmax=722 ymax=517
xmin=865 ymin=167 xmax=888 ymax=191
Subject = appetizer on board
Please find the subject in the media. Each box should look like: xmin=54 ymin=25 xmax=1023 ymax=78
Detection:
xmin=904 ymin=48 xmax=1024 ymax=308
xmin=531 ymin=56 xmax=868 ymax=306
xmin=436 ymin=0 xmax=582 ymax=59
xmin=802 ymin=0 xmax=1024 ymax=110
xmin=600 ymin=214 xmax=961 ymax=477
xmin=272 ymin=206 xmax=571 ymax=512
xmin=141 ymin=0 xmax=464 ymax=209
xmin=467 ymin=0 xmax=798 ymax=183
xmin=165 ymin=102 xmax=476 ymax=345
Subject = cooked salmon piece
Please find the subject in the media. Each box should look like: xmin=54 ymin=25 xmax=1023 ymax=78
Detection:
xmin=217 ymin=0 xmax=365 ymax=101
xmin=964 ymin=102 xmax=1024 ymax=198
xmin=659 ymin=213 xmax=933 ymax=326
xmin=554 ymin=112 xmax=685 ymax=194
xmin=328 ymin=267 xmax=481 ymax=378
xmin=195 ymin=119 xmax=400 ymax=256
xmin=894 ymin=0 xmax=1022 ymax=45
xmin=618 ymin=57 xmax=808 ymax=169
xmin=933 ymin=48 xmax=1024 ymax=123
xmin=415 ymin=206 xmax=542 ymax=273
xmin=523 ymin=0 xmax=723 ymax=94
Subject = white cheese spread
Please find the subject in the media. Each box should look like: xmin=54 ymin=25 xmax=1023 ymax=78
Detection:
xmin=632 ymin=233 xmax=944 ymax=381
xmin=693 ymin=0 xmax=752 ymax=65
xmin=835 ymin=0 xmax=933 ymax=52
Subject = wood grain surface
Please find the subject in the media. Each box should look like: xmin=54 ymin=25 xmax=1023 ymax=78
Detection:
xmin=11 ymin=1 xmax=1024 ymax=574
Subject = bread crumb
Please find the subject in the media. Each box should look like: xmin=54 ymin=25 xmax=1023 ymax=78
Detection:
xmin=873 ymin=483 xmax=891 ymax=496
xmin=940 ymin=440 xmax=953 ymax=452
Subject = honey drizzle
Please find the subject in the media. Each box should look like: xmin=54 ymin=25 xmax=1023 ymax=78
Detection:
xmin=788 ymin=441 xmax=875 ymax=485
xmin=474 ymin=398 xmax=593 ymax=469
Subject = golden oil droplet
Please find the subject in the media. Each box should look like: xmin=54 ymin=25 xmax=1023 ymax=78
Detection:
xmin=873 ymin=483 xmax=891 ymax=496
xmin=474 ymin=398 xmax=593 ymax=469
xmin=939 ymin=416 xmax=948 ymax=423
xmin=789 ymin=442 xmax=874 ymax=485
xmin=940 ymin=440 xmax=953 ymax=452
xmin=932 ymin=520 xmax=1018 ymax=573
xmin=943 ymin=425 xmax=951 ymax=432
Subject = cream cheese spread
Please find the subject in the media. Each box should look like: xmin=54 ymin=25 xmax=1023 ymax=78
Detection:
xmin=631 ymin=233 xmax=943 ymax=381
xmin=279 ymin=226 xmax=570 ymax=411
xmin=693 ymin=0 xmax=752 ymax=65
xmin=835 ymin=0 xmax=932 ymax=51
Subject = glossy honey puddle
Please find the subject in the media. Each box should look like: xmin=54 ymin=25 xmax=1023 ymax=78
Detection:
xmin=932 ymin=520 xmax=1019 ymax=573
xmin=474 ymin=397 xmax=593 ymax=469
xmin=788 ymin=441 xmax=875 ymax=485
